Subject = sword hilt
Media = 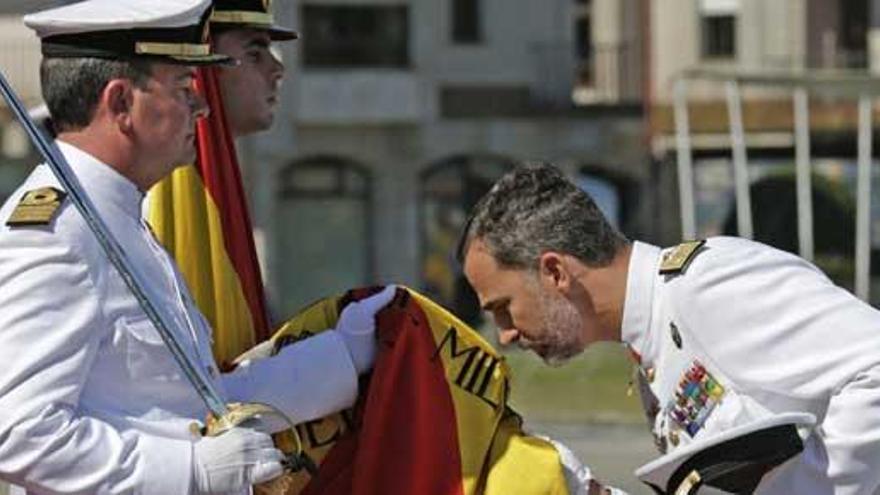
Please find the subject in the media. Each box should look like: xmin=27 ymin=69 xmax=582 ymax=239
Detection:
xmin=196 ymin=401 xmax=317 ymax=494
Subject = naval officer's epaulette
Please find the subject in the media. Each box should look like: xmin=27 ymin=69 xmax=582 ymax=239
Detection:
xmin=659 ymin=240 xmax=706 ymax=275
xmin=6 ymin=187 xmax=67 ymax=227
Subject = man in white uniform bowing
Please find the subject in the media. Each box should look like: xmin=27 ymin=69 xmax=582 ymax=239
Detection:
xmin=460 ymin=163 xmax=880 ymax=494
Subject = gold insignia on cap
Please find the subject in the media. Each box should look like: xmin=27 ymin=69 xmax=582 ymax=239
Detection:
xmin=210 ymin=10 xmax=274 ymax=25
xmin=263 ymin=0 xmax=272 ymax=12
xmin=675 ymin=470 xmax=702 ymax=495
xmin=659 ymin=240 xmax=706 ymax=275
xmin=7 ymin=187 xmax=67 ymax=226
xmin=135 ymin=42 xmax=211 ymax=57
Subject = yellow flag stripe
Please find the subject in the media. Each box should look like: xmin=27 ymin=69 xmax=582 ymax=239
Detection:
xmin=148 ymin=165 xmax=256 ymax=365
xmin=267 ymin=287 xmax=571 ymax=494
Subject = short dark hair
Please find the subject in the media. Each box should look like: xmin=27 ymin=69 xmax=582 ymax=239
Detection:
xmin=40 ymin=57 xmax=153 ymax=132
xmin=457 ymin=163 xmax=629 ymax=269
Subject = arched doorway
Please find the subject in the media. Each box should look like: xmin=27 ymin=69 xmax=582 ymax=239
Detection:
xmin=419 ymin=154 xmax=517 ymax=324
xmin=276 ymin=156 xmax=374 ymax=316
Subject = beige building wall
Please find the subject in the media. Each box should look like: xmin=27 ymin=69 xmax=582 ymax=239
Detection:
xmin=0 ymin=15 xmax=42 ymax=105
xmin=651 ymin=0 xmax=808 ymax=103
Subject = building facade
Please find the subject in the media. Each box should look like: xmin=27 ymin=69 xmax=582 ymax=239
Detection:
xmin=237 ymin=0 xmax=648 ymax=320
xmin=3 ymin=0 xmax=879 ymax=320
xmin=648 ymin=0 xmax=880 ymax=300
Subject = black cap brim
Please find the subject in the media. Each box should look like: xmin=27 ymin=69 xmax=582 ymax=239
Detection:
xmin=170 ymin=53 xmax=236 ymax=66
xmin=266 ymin=25 xmax=298 ymax=41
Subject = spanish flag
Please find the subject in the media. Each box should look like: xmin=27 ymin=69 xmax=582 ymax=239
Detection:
xmin=148 ymin=70 xmax=583 ymax=495
xmin=146 ymin=67 xmax=271 ymax=367
xmin=266 ymin=287 xmax=573 ymax=495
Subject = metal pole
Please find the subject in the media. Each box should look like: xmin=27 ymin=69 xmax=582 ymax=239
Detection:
xmin=725 ymin=80 xmax=753 ymax=239
xmin=674 ymin=78 xmax=697 ymax=239
xmin=0 ymin=70 xmax=229 ymax=419
xmin=856 ymin=96 xmax=873 ymax=301
xmin=793 ymin=87 xmax=815 ymax=262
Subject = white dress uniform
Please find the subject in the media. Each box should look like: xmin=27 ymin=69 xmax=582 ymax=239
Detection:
xmin=622 ymin=237 xmax=880 ymax=494
xmin=0 ymin=142 xmax=358 ymax=494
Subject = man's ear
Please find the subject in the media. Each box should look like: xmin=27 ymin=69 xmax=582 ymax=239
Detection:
xmin=538 ymin=251 xmax=571 ymax=292
xmin=102 ymin=79 xmax=134 ymax=132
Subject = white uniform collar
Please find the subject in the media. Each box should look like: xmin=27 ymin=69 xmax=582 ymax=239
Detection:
xmin=621 ymin=241 xmax=662 ymax=362
xmin=55 ymin=140 xmax=144 ymax=220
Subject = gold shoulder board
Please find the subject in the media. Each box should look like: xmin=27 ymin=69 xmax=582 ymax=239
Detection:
xmin=6 ymin=187 xmax=67 ymax=227
xmin=659 ymin=240 xmax=706 ymax=275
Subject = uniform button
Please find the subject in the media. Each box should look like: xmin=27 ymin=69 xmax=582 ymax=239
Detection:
xmin=669 ymin=429 xmax=680 ymax=447
xmin=645 ymin=367 xmax=656 ymax=383
xmin=189 ymin=422 xmax=203 ymax=437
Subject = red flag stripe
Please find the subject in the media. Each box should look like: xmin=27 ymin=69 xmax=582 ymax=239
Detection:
xmin=353 ymin=296 xmax=465 ymax=495
xmin=299 ymin=289 xmax=465 ymax=495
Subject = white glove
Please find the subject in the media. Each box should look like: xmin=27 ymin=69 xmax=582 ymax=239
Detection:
xmin=335 ymin=285 xmax=397 ymax=374
xmin=192 ymin=427 xmax=285 ymax=495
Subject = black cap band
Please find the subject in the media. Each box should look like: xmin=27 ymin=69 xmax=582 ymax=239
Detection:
xmin=40 ymin=7 xmax=231 ymax=65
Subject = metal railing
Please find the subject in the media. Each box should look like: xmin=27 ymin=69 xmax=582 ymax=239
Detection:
xmin=673 ymin=68 xmax=880 ymax=301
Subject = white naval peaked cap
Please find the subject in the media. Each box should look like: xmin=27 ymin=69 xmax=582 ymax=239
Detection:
xmin=24 ymin=0 xmax=232 ymax=65
xmin=634 ymin=412 xmax=816 ymax=495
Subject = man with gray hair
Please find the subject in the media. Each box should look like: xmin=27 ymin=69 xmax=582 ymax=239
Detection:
xmin=459 ymin=163 xmax=880 ymax=493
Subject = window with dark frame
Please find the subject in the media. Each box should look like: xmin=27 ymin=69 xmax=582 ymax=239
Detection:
xmin=698 ymin=0 xmax=738 ymax=59
xmin=839 ymin=0 xmax=868 ymax=68
xmin=574 ymin=6 xmax=593 ymax=87
xmin=452 ymin=0 xmax=481 ymax=44
xmin=700 ymin=14 xmax=736 ymax=59
xmin=302 ymin=5 xmax=409 ymax=67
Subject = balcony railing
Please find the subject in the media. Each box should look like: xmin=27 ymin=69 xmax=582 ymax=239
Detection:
xmin=816 ymin=49 xmax=868 ymax=70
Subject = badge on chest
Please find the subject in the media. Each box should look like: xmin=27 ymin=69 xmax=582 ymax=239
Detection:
xmin=669 ymin=361 xmax=725 ymax=438
xmin=639 ymin=319 xmax=732 ymax=451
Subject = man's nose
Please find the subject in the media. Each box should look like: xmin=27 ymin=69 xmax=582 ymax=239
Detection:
xmin=271 ymin=54 xmax=284 ymax=80
xmin=268 ymin=51 xmax=284 ymax=85
xmin=497 ymin=327 xmax=520 ymax=346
